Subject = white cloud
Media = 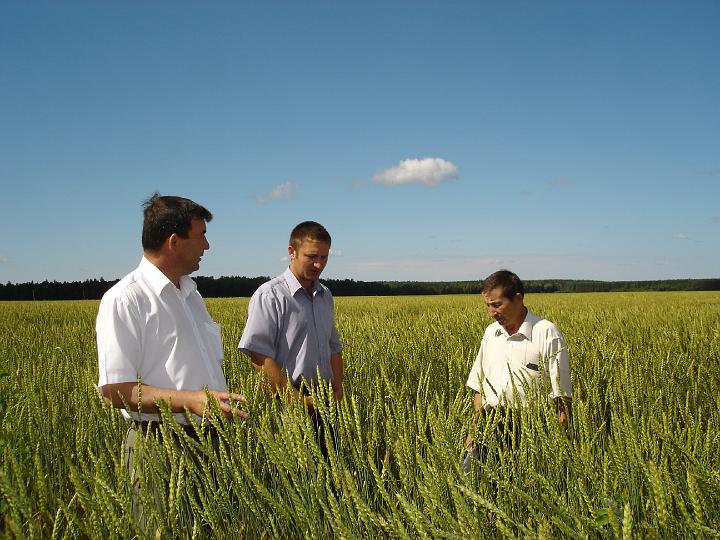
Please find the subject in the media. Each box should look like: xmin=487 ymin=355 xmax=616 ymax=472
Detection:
xmin=549 ymin=177 xmax=572 ymax=185
xmin=280 ymin=255 xmax=289 ymax=262
xmin=518 ymin=189 xmax=534 ymax=198
xmin=373 ymin=157 xmax=458 ymax=187
xmin=0 ymin=255 xmax=8 ymax=263
xmin=269 ymin=181 xmax=295 ymax=199
xmin=256 ymin=181 xmax=296 ymax=204
xmin=673 ymin=233 xmax=688 ymax=240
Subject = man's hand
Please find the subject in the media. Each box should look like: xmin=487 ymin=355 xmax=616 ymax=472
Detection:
xmin=464 ymin=432 xmax=474 ymax=449
xmin=559 ymin=408 xmax=568 ymax=430
xmin=332 ymin=383 xmax=343 ymax=402
xmin=196 ymin=389 xmax=249 ymax=419
xmin=556 ymin=396 xmax=572 ymax=431
xmin=302 ymin=394 xmax=316 ymax=415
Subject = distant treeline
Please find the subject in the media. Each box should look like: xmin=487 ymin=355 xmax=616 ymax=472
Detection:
xmin=1 ymin=276 xmax=719 ymax=301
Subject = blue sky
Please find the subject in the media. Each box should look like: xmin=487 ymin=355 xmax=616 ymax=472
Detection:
xmin=2 ymin=1 xmax=718 ymax=283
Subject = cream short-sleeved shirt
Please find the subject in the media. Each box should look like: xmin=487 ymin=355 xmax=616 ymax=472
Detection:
xmin=466 ymin=309 xmax=571 ymax=409
xmin=97 ymin=257 xmax=228 ymax=424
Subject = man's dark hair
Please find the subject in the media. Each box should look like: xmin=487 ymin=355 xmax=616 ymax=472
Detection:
xmin=482 ymin=269 xmax=524 ymax=299
xmin=142 ymin=193 xmax=213 ymax=251
xmin=289 ymin=221 xmax=332 ymax=250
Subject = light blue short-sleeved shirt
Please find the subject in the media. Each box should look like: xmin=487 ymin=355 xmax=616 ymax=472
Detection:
xmin=238 ymin=268 xmax=342 ymax=386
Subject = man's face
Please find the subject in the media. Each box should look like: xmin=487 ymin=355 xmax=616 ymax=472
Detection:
xmin=176 ymin=218 xmax=209 ymax=275
xmin=289 ymin=238 xmax=330 ymax=286
xmin=482 ymin=287 xmax=525 ymax=330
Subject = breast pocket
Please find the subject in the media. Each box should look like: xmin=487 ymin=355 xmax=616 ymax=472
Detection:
xmin=204 ymin=321 xmax=224 ymax=363
xmin=509 ymin=359 xmax=539 ymax=392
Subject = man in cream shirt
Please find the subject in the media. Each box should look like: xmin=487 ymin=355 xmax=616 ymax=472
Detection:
xmin=464 ymin=269 xmax=571 ymax=468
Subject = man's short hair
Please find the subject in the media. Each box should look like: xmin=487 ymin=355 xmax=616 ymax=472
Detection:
xmin=142 ymin=193 xmax=213 ymax=251
xmin=289 ymin=221 xmax=332 ymax=250
xmin=482 ymin=269 xmax=524 ymax=299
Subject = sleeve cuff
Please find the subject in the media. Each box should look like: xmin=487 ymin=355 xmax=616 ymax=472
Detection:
xmin=238 ymin=342 xmax=275 ymax=359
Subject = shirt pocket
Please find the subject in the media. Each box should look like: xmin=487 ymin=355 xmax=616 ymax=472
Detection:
xmin=204 ymin=321 xmax=224 ymax=363
xmin=515 ymin=363 xmax=541 ymax=391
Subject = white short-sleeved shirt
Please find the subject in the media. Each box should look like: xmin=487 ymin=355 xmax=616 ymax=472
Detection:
xmin=97 ymin=257 xmax=228 ymax=424
xmin=238 ymin=268 xmax=342 ymax=386
xmin=466 ymin=309 xmax=571 ymax=409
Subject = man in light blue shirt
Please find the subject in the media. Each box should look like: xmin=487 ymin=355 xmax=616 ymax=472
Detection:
xmin=239 ymin=221 xmax=343 ymax=411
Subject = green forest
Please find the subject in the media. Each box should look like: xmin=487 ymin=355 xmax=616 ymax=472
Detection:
xmin=2 ymin=275 xmax=718 ymax=301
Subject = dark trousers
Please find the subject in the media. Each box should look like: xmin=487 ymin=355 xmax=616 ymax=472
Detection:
xmin=462 ymin=408 xmax=521 ymax=471
xmin=309 ymin=408 xmax=338 ymax=457
xmin=289 ymin=383 xmax=338 ymax=457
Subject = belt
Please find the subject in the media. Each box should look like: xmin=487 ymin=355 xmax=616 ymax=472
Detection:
xmin=484 ymin=406 xmax=518 ymax=423
xmin=291 ymin=381 xmax=312 ymax=396
xmin=483 ymin=405 xmax=502 ymax=416
xmin=131 ymin=421 xmax=218 ymax=440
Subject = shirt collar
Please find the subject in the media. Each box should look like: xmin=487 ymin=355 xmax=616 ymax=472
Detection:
xmin=178 ymin=274 xmax=198 ymax=298
xmin=139 ymin=257 xmax=196 ymax=298
xmin=283 ymin=267 xmax=323 ymax=297
xmin=515 ymin=309 xmax=541 ymax=339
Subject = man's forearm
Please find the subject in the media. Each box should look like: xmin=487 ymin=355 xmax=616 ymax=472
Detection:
xmin=250 ymin=353 xmax=292 ymax=395
xmin=465 ymin=392 xmax=485 ymax=448
xmin=249 ymin=352 xmax=319 ymax=413
xmin=102 ymin=382 xmax=201 ymax=413
xmin=330 ymin=352 xmax=343 ymax=399
xmin=101 ymin=382 xmax=247 ymax=419
xmin=472 ymin=392 xmax=485 ymax=422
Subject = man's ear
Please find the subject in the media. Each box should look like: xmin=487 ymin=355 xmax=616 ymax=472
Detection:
xmin=288 ymin=245 xmax=295 ymax=260
xmin=167 ymin=233 xmax=179 ymax=252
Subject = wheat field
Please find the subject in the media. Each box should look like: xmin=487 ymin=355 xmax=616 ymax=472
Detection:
xmin=1 ymin=292 xmax=719 ymax=538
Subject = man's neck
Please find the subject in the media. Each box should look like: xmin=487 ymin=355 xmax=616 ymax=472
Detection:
xmin=289 ymin=267 xmax=315 ymax=294
xmin=144 ymin=252 xmax=182 ymax=289
xmin=503 ymin=307 xmax=528 ymax=335
xmin=301 ymin=280 xmax=315 ymax=296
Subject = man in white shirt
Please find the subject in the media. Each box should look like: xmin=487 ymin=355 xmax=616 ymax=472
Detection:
xmin=97 ymin=194 xmax=247 ymax=525
xmin=98 ymin=194 xmax=247 ymax=424
xmin=239 ymin=221 xmax=343 ymax=413
xmin=463 ymin=270 xmax=571 ymax=468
